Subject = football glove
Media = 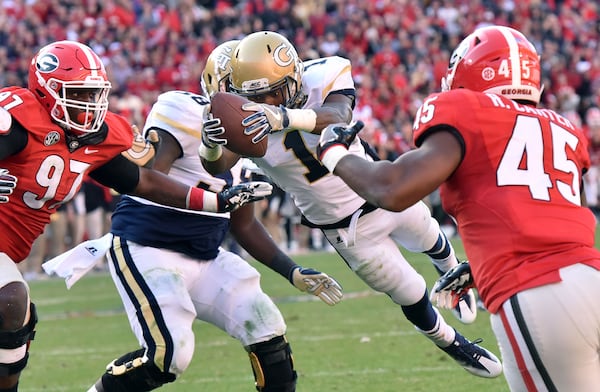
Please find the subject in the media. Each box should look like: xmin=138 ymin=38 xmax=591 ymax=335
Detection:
xmin=317 ymin=120 xmax=364 ymax=172
xmin=0 ymin=169 xmax=17 ymax=203
xmin=430 ymin=261 xmax=475 ymax=309
xmin=199 ymin=114 xmax=227 ymax=161
xmin=241 ymin=102 xmax=289 ymax=144
xmin=290 ymin=266 xmax=343 ymax=306
xmin=216 ymin=181 xmax=273 ymax=212
xmin=202 ymin=115 xmax=227 ymax=147
xmin=122 ymin=125 xmax=160 ymax=168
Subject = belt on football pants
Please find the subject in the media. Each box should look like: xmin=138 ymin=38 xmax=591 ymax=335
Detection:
xmin=300 ymin=202 xmax=378 ymax=230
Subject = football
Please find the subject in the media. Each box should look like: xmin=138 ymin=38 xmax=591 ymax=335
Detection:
xmin=209 ymin=92 xmax=268 ymax=158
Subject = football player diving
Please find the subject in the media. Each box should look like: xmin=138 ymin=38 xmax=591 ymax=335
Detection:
xmin=199 ymin=30 xmax=502 ymax=379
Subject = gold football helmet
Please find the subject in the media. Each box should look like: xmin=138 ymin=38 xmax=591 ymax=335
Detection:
xmin=201 ymin=40 xmax=240 ymax=98
xmin=230 ymin=31 xmax=306 ymax=108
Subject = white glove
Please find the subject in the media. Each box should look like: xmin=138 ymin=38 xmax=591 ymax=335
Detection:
xmin=217 ymin=181 xmax=273 ymax=212
xmin=199 ymin=115 xmax=227 ymax=161
xmin=430 ymin=261 xmax=475 ymax=309
xmin=290 ymin=266 xmax=343 ymax=306
xmin=241 ymin=102 xmax=289 ymax=144
xmin=0 ymin=169 xmax=17 ymax=203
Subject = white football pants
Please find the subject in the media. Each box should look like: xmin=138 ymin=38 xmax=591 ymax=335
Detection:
xmin=491 ymin=263 xmax=600 ymax=392
xmin=107 ymin=239 xmax=286 ymax=376
xmin=322 ymin=201 xmax=445 ymax=305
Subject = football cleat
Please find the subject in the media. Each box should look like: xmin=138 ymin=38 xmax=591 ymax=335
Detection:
xmin=452 ymin=288 xmax=477 ymax=324
xmin=440 ymin=330 xmax=503 ymax=378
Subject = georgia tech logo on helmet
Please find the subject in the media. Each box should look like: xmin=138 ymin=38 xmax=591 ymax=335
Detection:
xmin=215 ymin=52 xmax=233 ymax=72
xmin=36 ymin=53 xmax=59 ymax=73
xmin=273 ymin=43 xmax=294 ymax=67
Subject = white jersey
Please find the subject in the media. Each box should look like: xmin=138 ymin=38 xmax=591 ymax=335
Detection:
xmin=251 ymin=56 xmax=370 ymax=225
xmin=111 ymin=91 xmax=247 ymax=260
xmin=130 ymin=90 xmax=246 ymax=218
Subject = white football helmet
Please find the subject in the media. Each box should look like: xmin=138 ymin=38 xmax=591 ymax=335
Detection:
xmin=201 ymin=40 xmax=240 ymax=98
xmin=28 ymin=40 xmax=111 ymax=134
xmin=442 ymin=25 xmax=542 ymax=104
xmin=229 ymin=31 xmax=306 ymax=108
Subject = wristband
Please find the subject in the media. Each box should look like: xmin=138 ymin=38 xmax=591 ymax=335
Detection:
xmin=286 ymin=108 xmax=317 ymax=132
xmin=198 ymin=143 xmax=223 ymax=162
xmin=320 ymin=144 xmax=350 ymax=173
xmin=186 ymin=187 xmax=219 ymax=212
xmin=269 ymin=252 xmax=299 ymax=281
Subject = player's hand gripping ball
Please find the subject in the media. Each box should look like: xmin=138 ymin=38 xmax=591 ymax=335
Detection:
xmin=209 ymin=92 xmax=268 ymax=157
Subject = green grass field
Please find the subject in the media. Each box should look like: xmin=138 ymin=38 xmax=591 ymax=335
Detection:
xmin=21 ymin=239 xmax=512 ymax=391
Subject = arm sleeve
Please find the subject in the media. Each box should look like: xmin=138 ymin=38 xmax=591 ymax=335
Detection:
xmin=0 ymin=119 xmax=28 ymax=159
xmin=89 ymin=154 xmax=141 ymax=194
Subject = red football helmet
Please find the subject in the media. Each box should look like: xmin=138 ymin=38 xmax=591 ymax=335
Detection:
xmin=28 ymin=40 xmax=111 ymax=134
xmin=442 ymin=25 xmax=542 ymax=104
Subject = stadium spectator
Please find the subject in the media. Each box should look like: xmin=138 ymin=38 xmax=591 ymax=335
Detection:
xmin=2 ymin=0 xmax=597 ymax=289
xmin=1 ymin=1 xmax=597 ymax=134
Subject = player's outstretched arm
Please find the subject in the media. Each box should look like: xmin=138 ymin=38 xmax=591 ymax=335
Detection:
xmin=231 ymin=205 xmax=343 ymax=306
xmin=318 ymin=123 xmax=462 ymax=212
xmin=91 ymin=155 xmax=271 ymax=213
xmin=240 ymin=93 xmax=354 ymax=141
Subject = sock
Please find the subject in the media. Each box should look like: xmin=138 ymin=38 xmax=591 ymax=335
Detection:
xmin=402 ymin=293 xmax=455 ymax=347
xmin=86 ymin=380 xmax=103 ymax=392
xmin=424 ymin=232 xmax=458 ymax=275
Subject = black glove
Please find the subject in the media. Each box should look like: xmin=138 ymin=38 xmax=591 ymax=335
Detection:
xmin=216 ymin=181 xmax=273 ymax=212
xmin=317 ymin=121 xmax=364 ymax=172
xmin=0 ymin=169 xmax=17 ymax=203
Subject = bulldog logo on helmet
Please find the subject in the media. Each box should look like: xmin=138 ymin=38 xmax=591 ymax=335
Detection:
xmin=36 ymin=53 xmax=59 ymax=73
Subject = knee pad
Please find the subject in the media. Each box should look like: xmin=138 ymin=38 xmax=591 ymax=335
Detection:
xmin=99 ymin=349 xmax=176 ymax=392
xmin=0 ymin=295 xmax=37 ymax=376
xmin=246 ymin=336 xmax=297 ymax=392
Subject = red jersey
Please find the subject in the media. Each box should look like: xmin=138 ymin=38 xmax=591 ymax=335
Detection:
xmin=0 ymin=87 xmax=133 ymax=262
xmin=413 ymin=89 xmax=600 ymax=313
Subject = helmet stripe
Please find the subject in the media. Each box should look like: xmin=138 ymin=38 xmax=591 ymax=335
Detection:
xmin=74 ymin=41 xmax=100 ymax=75
xmin=497 ymin=27 xmax=521 ymax=88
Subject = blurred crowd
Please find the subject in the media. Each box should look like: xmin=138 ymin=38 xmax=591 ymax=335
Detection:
xmin=4 ymin=0 xmax=599 ymax=275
